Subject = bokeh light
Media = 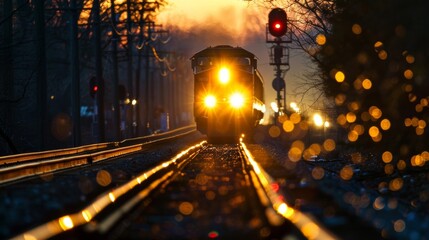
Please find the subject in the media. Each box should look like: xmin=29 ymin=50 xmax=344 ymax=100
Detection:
xmin=362 ymin=79 xmax=372 ymax=89
xmin=403 ymin=69 xmax=413 ymax=79
xmin=389 ymin=178 xmax=403 ymax=191
xmin=283 ymin=120 xmax=295 ymax=132
xmin=208 ymin=231 xmax=219 ymax=238
xmin=288 ymin=147 xmax=303 ymax=162
xmin=96 ymin=170 xmax=112 ymax=187
xmin=394 ymin=219 xmax=406 ymax=233
xmin=384 ymin=164 xmax=394 ymax=175
xmin=340 ymin=166 xmax=354 ymax=180
xmin=335 ymin=71 xmax=345 ymax=82
xmin=335 ymin=94 xmax=346 ymax=105
xmin=369 ymin=106 xmax=382 ymax=119
xmin=351 ymin=23 xmax=362 ymax=35
xmin=290 ymin=113 xmax=301 ymax=124
xmin=373 ymin=197 xmax=385 ymax=210
xmin=311 ymin=166 xmax=325 ymax=180
xmin=348 ymin=130 xmax=359 ymax=142
xmin=346 ymin=112 xmax=357 ymax=123
xmin=269 ymin=125 xmax=281 ymax=138
xmin=382 ymin=151 xmax=393 ymax=163
xmin=179 ymin=202 xmax=194 ymax=215
xmin=316 ymin=34 xmax=327 ymax=45
xmin=323 ymin=139 xmax=336 ymax=152
xmin=380 ymin=119 xmax=391 ymax=130
xmin=405 ymin=54 xmax=415 ymax=64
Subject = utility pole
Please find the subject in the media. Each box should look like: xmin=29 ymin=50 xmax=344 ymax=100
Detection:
xmin=135 ymin=45 xmax=142 ymax=136
xmin=93 ymin=0 xmax=105 ymax=142
xmin=111 ymin=1 xmax=121 ymax=141
xmin=35 ymin=1 xmax=47 ymax=150
xmin=126 ymin=0 xmax=134 ymax=137
xmin=144 ymin=23 xmax=151 ymax=134
xmin=70 ymin=0 xmax=81 ymax=146
xmin=2 ymin=0 xmax=14 ymax=126
xmin=134 ymin=1 xmax=151 ymax=136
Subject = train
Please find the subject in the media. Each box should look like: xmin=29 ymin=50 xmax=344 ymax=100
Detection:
xmin=191 ymin=45 xmax=265 ymax=143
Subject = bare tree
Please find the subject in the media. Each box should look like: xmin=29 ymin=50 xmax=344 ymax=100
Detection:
xmin=0 ymin=0 xmax=172 ymax=154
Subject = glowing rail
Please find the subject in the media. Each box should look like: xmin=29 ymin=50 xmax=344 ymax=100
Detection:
xmin=240 ymin=141 xmax=338 ymax=240
xmin=0 ymin=126 xmax=196 ymax=184
xmin=11 ymin=141 xmax=206 ymax=240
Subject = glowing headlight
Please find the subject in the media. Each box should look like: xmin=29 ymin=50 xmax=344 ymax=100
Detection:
xmin=218 ymin=67 xmax=230 ymax=84
xmin=230 ymin=93 xmax=245 ymax=108
xmin=204 ymin=95 xmax=216 ymax=108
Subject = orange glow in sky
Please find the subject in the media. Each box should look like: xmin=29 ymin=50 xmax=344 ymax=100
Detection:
xmin=157 ymin=0 xmax=266 ymax=43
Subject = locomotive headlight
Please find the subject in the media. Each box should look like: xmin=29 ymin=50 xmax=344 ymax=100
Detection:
xmin=218 ymin=67 xmax=230 ymax=84
xmin=229 ymin=93 xmax=245 ymax=109
xmin=204 ymin=95 xmax=216 ymax=108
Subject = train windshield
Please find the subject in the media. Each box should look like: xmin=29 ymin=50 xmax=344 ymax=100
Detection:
xmin=193 ymin=57 xmax=253 ymax=73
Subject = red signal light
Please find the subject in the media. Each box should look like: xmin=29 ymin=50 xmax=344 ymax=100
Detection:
xmin=89 ymin=76 xmax=98 ymax=99
xmin=268 ymin=8 xmax=287 ymax=37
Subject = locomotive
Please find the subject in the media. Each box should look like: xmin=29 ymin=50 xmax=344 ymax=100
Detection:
xmin=191 ymin=45 xmax=265 ymax=143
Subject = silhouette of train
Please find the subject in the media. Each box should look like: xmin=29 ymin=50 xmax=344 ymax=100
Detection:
xmin=191 ymin=45 xmax=265 ymax=143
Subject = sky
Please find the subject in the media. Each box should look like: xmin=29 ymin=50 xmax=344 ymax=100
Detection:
xmin=156 ymin=0 xmax=311 ymax=113
xmin=157 ymin=0 xmax=264 ymax=42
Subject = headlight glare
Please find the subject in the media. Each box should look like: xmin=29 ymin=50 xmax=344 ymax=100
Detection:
xmin=218 ymin=67 xmax=230 ymax=84
xmin=230 ymin=93 xmax=245 ymax=108
xmin=204 ymin=95 xmax=216 ymax=108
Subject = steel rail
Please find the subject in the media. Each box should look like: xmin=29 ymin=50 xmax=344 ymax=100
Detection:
xmin=0 ymin=126 xmax=196 ymax=184
xmin=239 ymin=141 xmax=339 ymax=240
xmin=0 ymin=144 xmax=142 ymax=184
xmin=11 ymin=141 xmax=206 ymax=240
xmin=0 ymin=125 xmax=195 ymax=166
xmin=0 ymin=142 xmax=112 ymax=165
xmin=118 ymin=125 xmax=196 ymax=146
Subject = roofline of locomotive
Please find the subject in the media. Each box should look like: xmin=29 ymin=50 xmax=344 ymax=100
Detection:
xmin=190 ymin=45 xmax=257 ymax=60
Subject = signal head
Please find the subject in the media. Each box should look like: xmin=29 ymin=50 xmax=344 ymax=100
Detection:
xmin=268 ymin=8 xmax=287 ymax=37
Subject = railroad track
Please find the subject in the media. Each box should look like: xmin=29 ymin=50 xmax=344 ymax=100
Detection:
xmin=12 ymin=141 xmax=337 ymax=240
xmin=0 ymin=126 xmax=195 ymax=185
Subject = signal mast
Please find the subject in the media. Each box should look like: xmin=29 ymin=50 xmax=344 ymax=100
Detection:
xmin=266 ymin=8 xmax=291 ymax=120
